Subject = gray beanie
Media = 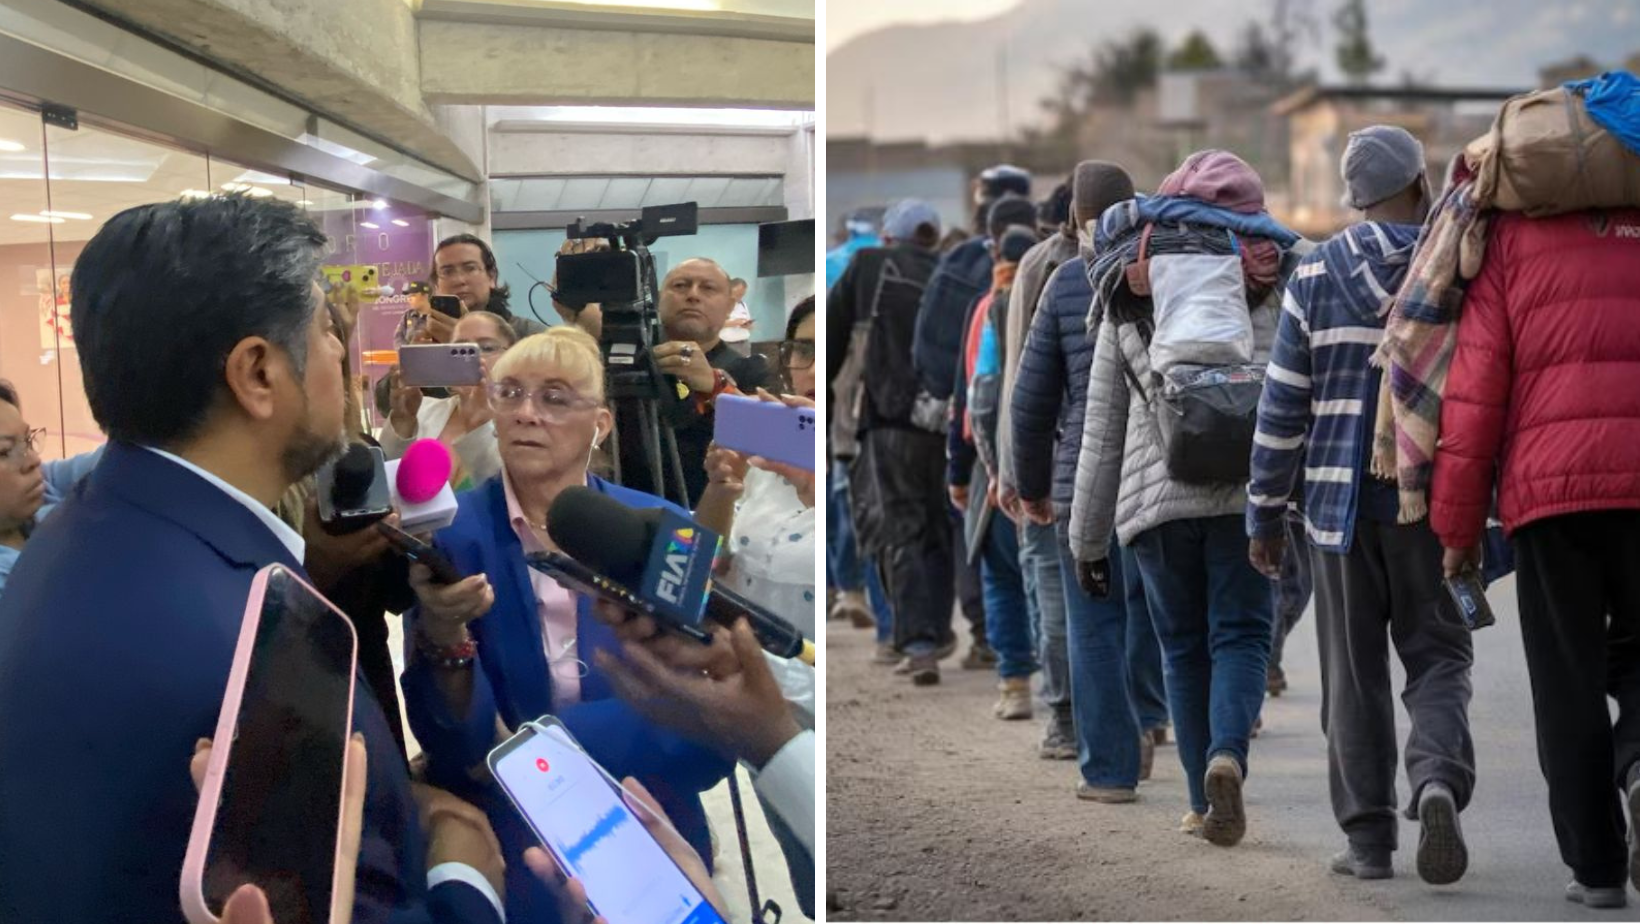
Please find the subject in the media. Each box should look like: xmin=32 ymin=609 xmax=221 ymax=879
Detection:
xmin=1341 ymin=125 xmax=1426 ymax=209
xmin=1073 ymin=160 xmax=1136 ymax=228
xmin=987 ymin=195 xmax=1039 ymax=241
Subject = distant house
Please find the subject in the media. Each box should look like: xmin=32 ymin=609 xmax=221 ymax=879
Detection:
xmin=1272 ymin=85 xmax=1524 ymax=239
xmin=827 ymin=137 xmax=1043 ymax=239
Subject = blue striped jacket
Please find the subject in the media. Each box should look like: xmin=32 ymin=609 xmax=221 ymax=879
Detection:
xmin=1246 ymin=221 xmax=1421 ymax=552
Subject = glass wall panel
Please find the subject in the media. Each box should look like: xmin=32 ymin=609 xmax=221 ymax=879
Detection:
xmin=0 ymin=102 xmax=63 ymax=459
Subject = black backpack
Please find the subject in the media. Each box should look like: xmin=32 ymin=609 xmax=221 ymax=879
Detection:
xmin=861 ymin=248 xmax=938 ymax=426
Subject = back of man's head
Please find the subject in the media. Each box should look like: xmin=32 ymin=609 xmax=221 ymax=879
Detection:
xmin=882 ymin=198 xmax=943 ymax=249
xmin=987 ymin=195 xmax=1039 ymax=242
xmin=73 ymin=194 xmax=327 ymax=447
xmin=979 ymin=164 xmax=1033 ymax=201
xmin=1041 ymin=180 xmax=1074 ymax=232
xmin=1073 ymin=160 xmax=1137 ymax=229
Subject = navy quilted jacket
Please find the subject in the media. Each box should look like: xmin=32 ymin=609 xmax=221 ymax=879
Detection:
xmin=1008 ymin=255 xmax=1094 ymax=518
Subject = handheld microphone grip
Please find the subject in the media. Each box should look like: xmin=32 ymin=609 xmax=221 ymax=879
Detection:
xmin=706 ymin=584 xmax=815 ymax=666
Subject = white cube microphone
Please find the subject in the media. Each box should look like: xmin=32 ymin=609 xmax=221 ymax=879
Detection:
xmin=386 ymin=439 xmax=459 ymax=534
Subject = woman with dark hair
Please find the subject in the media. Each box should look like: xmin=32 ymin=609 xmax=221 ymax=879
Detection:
xmin=433 ymin=233 xmax=546 ymax=341
xmin=0 ymin=383 xmax=103 ymax=597
xmin=780 ymin=295 xmax=817 ymax=399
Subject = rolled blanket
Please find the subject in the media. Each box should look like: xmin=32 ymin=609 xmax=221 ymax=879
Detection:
xmin=1369 ymin=172 xmax=1491 ymax=522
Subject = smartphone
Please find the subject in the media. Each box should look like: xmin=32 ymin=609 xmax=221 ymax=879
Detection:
xmin=377 ymin=520 xmax=464 ymax=585
xmin=524 ymin=551 xmax=712 ymax=642
xmin=488 ymin=719 xmax=728 ymax=924
xmin=713 ymin=393 xmax=815 ymax=472
xmin=181 ymin=564 xmax=358 ymax=924
xmin=398 ymin=343 xmax=484 ymax=387
xmin=1443 ymin=569 xmax=1497 ymax=631
xmin=429 ymin=294 xmax=464 ymax=320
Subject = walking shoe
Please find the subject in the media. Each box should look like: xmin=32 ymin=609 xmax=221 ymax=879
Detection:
xmin=828 ymin=591 xmax=867 ymax=624
xmin=1139 ymin=731 xmax=1155 ymax=782
xmin=960 ymin=640 xmax=998 ymax=670
xmin=993 ymin=677 xmax=1033 ymax=720
xmin=1627 ymin=762 xmax=1640 ymax=892
xmin=1416 ymin=782 xmax=1468 ymax=886
xmin=895 ymin=638 xmax=956 ymax=672
xmin=1179 ymin=811 xmax=1205 ymax=837
xmin=1038 ymin=724 xmax=1077 ymax=760
xmin=1202 ymin=753 xmax=1247 ymax=847
xmin=1566 ymin=881 xmax=1628 ymax=909
xmin=1076 ymin=782 xmax=1138 ymax=803
xmin=908 ymin=654 xmax=940 ymax=686
xmin=1266 ymin=665 xmax=1288 ymax=697
xmin=1149 ymin=725 xmax=1170 ymax=747
xmin=1330 ymin=846 xmax=1393 ymax=880
xmin=871 ymin=642 xmax=902 ymax=665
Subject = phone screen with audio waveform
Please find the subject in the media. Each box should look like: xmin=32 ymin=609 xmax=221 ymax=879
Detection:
xmin=490 ymin=722 xmax=726 ymax=924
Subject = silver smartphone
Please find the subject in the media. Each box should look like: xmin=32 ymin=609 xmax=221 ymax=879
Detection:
xmin=397 ymin=343 xmax=484 ymax=387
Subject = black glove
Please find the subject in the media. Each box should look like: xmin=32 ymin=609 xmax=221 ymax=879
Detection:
xmin=1076 ymin=559 xmax=1111 ymax=599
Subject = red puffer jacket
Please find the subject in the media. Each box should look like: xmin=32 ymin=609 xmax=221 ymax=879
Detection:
xmin=1432 ymin=209 xmax=1640 ymax=551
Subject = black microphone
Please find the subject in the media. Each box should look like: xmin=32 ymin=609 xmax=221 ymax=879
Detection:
xmin=545 ymin=487 xmax=815 ymax=664
xmin=314 ymin=443 xmax=392 ymax=535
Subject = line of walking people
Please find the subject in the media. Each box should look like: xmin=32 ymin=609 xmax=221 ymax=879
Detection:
xmin=829 ymin=69 xmax=1640 ymax=909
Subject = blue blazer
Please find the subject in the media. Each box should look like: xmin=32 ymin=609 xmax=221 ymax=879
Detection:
xmin=0 ymin=442 xmax=498 ymax=924
xmin=403 ymin=474 xmax=735 ymax=924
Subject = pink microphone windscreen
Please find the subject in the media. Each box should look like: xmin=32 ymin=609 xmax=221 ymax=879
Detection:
xmin=398 ymin=439 xmax=452 ymax=504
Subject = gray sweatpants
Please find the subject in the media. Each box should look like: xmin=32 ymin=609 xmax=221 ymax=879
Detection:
xmin=1310 ymin=517 xmax=1477 ymax=852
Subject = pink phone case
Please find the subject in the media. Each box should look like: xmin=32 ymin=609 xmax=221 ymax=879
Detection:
xmin=713 ymin=392 xmax=816 ymax=471
xmin=398 ymin=343 xmax=484 ymax=387
xmin=179 ymin=564 xmax=358 ymax=924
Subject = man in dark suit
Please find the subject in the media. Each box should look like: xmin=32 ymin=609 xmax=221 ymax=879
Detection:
xmin=0 ymin=194 xmax=505 ymax=923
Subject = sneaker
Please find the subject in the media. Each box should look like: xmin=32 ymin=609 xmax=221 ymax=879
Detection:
xmin=1627 ymin=764 xmax=1640 ymax=892
xmin=993 ymin=677 xmax=1033 ymax=720
xmin=1149 ymin=725 xmax=1170 ymax=747
xmin=1416 ymin=782 xmax=1468 ymax=886
xmin=1139 ymin=732 xmax=1155 ymax=782
xmin=827 ymin=591 xmax=865 ymax=623
xmin=1076 ymin=782 xmax=1138 ymax=803
xmin=1179 ymin=811 xmax=1205 ymax=837
xmin=1266 ymin=665 xmax=1288 ymax=697
xmin=1331 ymin=846 xmax=1393 ymax=880
xmin=871 ymin=642 xmax=902 ymax=666
xmin=908 ymin=654 xmax=940 ymax=686
xmin=1566 ymin=881 xmax=1628 ymax=909
xmin=961 ymin=640 xmax=998 ymax=670
xmin=934 ymin=637 xmax=958 ymax=661
xmin=1038 ymin=724 xmax=1078 ymax=760
xmin=1202 ymin=754 xmax=1247 ymax=847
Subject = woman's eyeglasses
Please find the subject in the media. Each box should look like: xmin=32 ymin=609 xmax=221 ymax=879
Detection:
xmin=487 ymin=382 xmax=599 ymax=421
xmin=0 ymin=428 xmax=45 ymax=470
xmin=778 ymin=339 xmax=815 ymax=370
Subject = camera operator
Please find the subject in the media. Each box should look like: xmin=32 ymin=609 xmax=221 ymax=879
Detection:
xmin=619 ymin=257 xmax=771 ymax=505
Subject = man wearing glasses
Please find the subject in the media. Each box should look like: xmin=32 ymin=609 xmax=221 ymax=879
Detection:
xmin=0 ymin=382 xmax=103 ymax=597
xmin=433 ymin=234 xmax=548 ymax=341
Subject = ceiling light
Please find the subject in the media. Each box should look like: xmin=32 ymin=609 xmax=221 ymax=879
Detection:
xmin=0 ymin=139 xmax=24 ymax=153
xmin=297 ymin=199 xmax=315 ymax=207
xmin=391 ymin=219 xmax=410 ymax=227
xmin=245 ymin=186 xmax=274 ymax=198
xmin=40 ymin=210 xmax=92 ymax=220
xmin=359 ymin=221 xmax=380 ymax=229
xmin=180 ymin=189 xmax=213 ymax=199
xmin=11 ymin=214 xmax=63 ymax=223
xmin=371 ymin=199 xmax=387 ymax=210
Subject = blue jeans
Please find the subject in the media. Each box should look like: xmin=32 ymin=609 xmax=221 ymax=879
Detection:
xmin=981 ymin=517 xmax=1038 ymax=679
xmin=1022 ymin=522 xmax=1072 ymax=726
xmin=828 ymin=461 xmax=892 ymax=642
xmin=1059 ymin=538 xmax=1142 ymax=787
xmin=1121 ymin=545 xmax=1171 ymax=731
xmin=1131 ymin=515 xmax=1274 ymax=813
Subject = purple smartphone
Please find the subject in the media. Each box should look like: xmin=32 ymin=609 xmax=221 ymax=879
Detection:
xmin=712 ymin=393 xmax=815 ymax=472
xmin=398 ymin=343 xmax=484 ymax=387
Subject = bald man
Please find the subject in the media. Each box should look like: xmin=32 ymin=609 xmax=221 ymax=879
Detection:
xmin=618 ymin=257 xmax=771 ymax=504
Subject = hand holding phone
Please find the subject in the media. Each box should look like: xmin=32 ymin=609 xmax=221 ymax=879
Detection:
xmin=713 ymin=392 xmax=815 ymax=472
xmin=1443 ymin=569 xmax=1496 ymax=631
xmin=398 ymin=344 xmax=485 ymax=388
xmin=376 ymin=520 xmax=464 ymax=585
xmin=488 ymin=719 xmax=727 ymax=924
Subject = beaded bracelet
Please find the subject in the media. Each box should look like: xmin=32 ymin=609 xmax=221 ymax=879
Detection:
xmin=416 ymin=628 xmax=476 ymax=669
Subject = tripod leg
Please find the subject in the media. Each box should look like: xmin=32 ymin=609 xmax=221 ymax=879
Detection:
xmin=638 ymin=398 xmax=668 ymax=503
xmin=662 ymin=422 xmax=689 ymax=509
xmin=608 ymin=404 xmax=623 ymax=484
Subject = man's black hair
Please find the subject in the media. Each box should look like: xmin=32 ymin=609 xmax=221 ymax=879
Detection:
xmin=1042 ymin=180 xmax=1073 ymax=229
xmin=987 ymin=195 xmax=1038 ymax=242
xmin=0 ymin=380 xmax=18 ymax=410
xmin=73 ymin=194 xmax=327 ymax=447
xmin=785 ymin=295 xmax=815 ymax=342
xmin=434 ymin=233 xmax=513 ymax=314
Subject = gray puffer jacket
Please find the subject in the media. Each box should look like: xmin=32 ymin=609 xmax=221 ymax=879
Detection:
xmin=1067 ymin=289 xmax=1282 ymax=563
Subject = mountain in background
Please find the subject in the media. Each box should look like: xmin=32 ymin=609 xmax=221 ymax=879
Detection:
xmin=828 ymin=0 xmax=1640 ymax=143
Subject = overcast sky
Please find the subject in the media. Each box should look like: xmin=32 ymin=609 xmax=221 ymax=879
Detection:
xmin=826 ymin=0 xmax=1020 ymax=51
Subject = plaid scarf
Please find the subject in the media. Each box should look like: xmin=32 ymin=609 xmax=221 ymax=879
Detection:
xmin=1369 ymin=174 xmax=1493 ymax=522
